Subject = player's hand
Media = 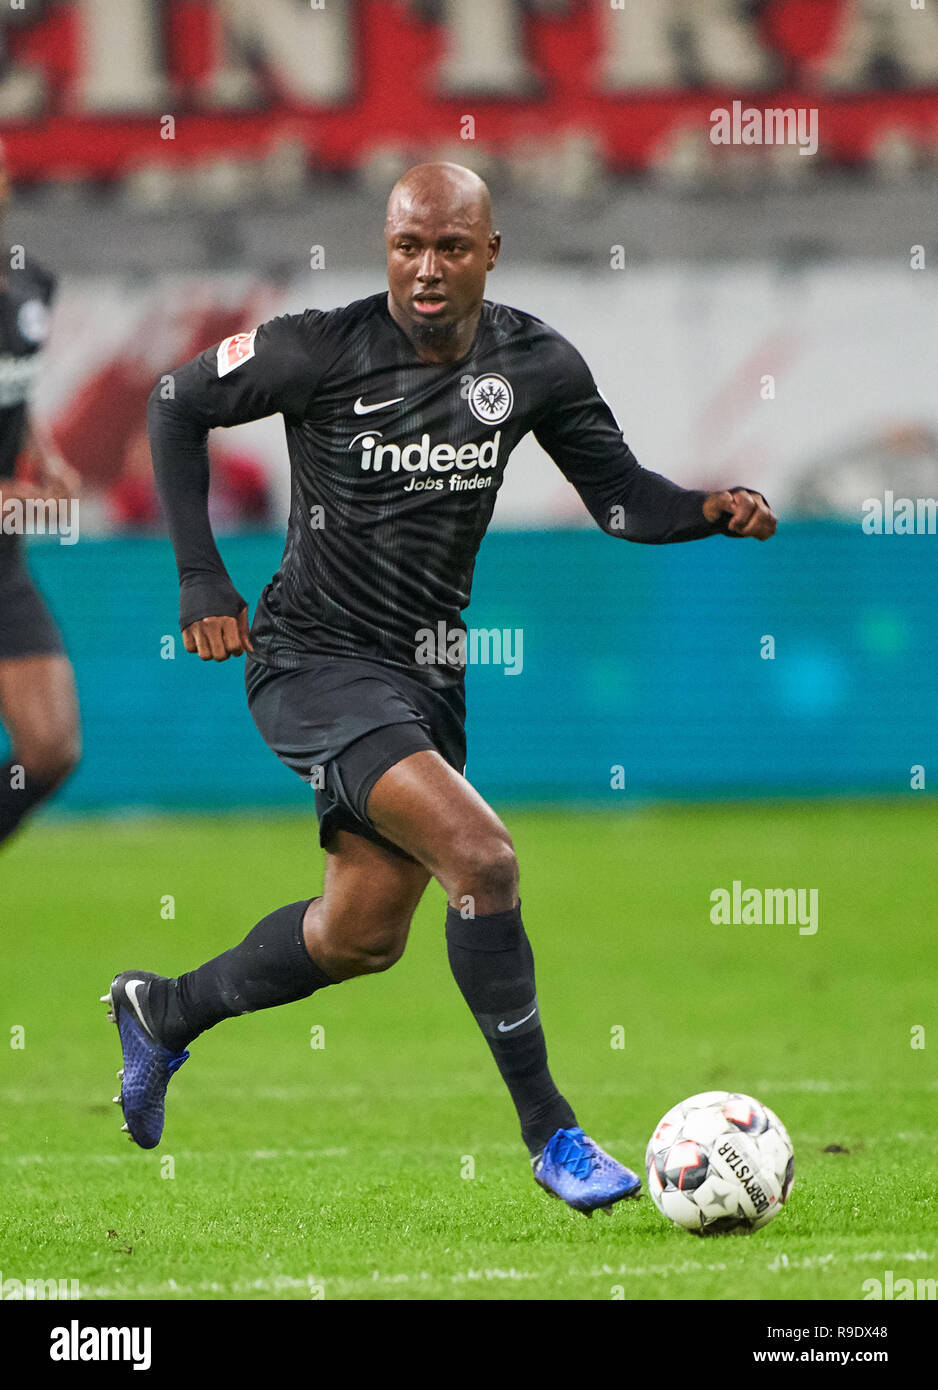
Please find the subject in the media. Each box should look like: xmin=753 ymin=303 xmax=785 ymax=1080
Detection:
xmin=33 ymin=451 xmax=81 ymax=500
xmin=1 ymin=465 xmax=79 ymax=502
xmin=16 ymin=418 xmax=82 ymax=500
xmin=703 ymin=488 xmax=776 ymax=540
xmin=182 ymin=607 xmax=254 ymax=661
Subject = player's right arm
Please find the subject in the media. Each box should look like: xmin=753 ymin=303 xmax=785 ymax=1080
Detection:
xmin=147 ymin=314 xmax=321 ymax=661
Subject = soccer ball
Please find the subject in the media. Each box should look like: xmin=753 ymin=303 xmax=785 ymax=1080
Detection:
xmin=645 ymin=1090 xmax=794 ymax=1235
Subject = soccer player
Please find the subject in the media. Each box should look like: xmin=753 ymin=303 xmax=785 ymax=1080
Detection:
xmin=0 ymin=143 xmax=80 ymax=849
xmin=109 ymin=164 xmax=775 ymax=1214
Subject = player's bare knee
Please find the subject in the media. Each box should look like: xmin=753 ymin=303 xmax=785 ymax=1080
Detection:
xmin=353 ymin=931 xmax=407 ymax=974
xmin=450 ymin=834 xmax=518 ymax=910
xmin=320 ymin=913 xmax=410 ymax=978
xmin=336 ymin=929 xmax=406 ymax=976
xmin=18 ymin=729 xmax=80 ymax=786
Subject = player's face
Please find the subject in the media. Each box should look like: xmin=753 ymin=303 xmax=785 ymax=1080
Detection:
xmin=385 ymin=202 xmax=499 ymax=335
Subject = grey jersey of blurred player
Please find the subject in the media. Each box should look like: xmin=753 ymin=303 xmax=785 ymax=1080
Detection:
xmin=0 ymin=144 xmax=80 ymax=851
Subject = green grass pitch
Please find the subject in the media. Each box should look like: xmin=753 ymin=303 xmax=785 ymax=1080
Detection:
xmin=1 ymin=799 xmax=934 ymax=1301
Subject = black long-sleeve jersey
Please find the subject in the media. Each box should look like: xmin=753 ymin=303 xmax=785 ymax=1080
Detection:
xmin=0 ymin=260 xmax=56 ymax=565
xmin=149 ymin=291 xmax=725 ymax=689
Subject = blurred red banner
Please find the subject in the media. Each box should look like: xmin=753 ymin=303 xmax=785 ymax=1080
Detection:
xmin=1 ymin=0 xmax=936 ymax=181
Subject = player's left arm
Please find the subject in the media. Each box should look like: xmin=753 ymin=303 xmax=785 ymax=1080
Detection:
xmin=534 ymin=344 xmax=776 ymax=544
xmin=5 ymin=265 xmax=80 ymax=503
xmin=12 ymin=410 xmax=81 ymax=500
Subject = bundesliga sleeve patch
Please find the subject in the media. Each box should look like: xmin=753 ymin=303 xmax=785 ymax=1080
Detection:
xmin=216 ymin=329 xmax=257 ymax=377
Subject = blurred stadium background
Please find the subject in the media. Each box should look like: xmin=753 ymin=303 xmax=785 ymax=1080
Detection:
xmin=3 ymin=0 xmax=937 ymax=812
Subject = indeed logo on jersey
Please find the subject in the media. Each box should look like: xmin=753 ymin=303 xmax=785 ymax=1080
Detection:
xmin=353 ymin=430 xmax=501 ymax=476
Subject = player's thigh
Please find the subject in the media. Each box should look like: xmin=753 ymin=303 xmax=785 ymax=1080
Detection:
xmin=316 ymin=828 xmax=431 ymax=963
xmin=0 ymin=655 xmax=81 ymax=771
xmin=365 ymin=749 xmax=517 ymax=907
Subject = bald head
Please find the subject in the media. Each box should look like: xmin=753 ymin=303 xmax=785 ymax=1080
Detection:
xmin=384 ymin=162 xmax=501 ymax=362
xmin=386 ymin=162 xmax=492 ymax=235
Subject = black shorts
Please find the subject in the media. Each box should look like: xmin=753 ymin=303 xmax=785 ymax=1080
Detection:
xmin=245 ymin=654 xmax=466 ymax=860
xmin=0 ymin=550 xmax=66 ymax=661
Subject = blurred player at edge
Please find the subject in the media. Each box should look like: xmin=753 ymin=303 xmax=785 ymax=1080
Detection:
xmin=0 ymin=140 xmax=81 ymax=849
xmin=109 ymin=164 xmax=775 ymax=1214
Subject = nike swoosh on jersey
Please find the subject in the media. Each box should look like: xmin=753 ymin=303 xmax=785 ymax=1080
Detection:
xmin=353 ymin=395 xmax=405 ymax=415
xmin=497 ymin=1006 xmax=538 ymax=1033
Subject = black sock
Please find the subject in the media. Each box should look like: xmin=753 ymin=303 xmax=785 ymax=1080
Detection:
xmin=0 ymin=760 xmax=58 ymax=846
xmin=151 ymin=899 xmax=334 ymax=1050
xmin=445 ymin=902 xmax=576 ymax=1157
